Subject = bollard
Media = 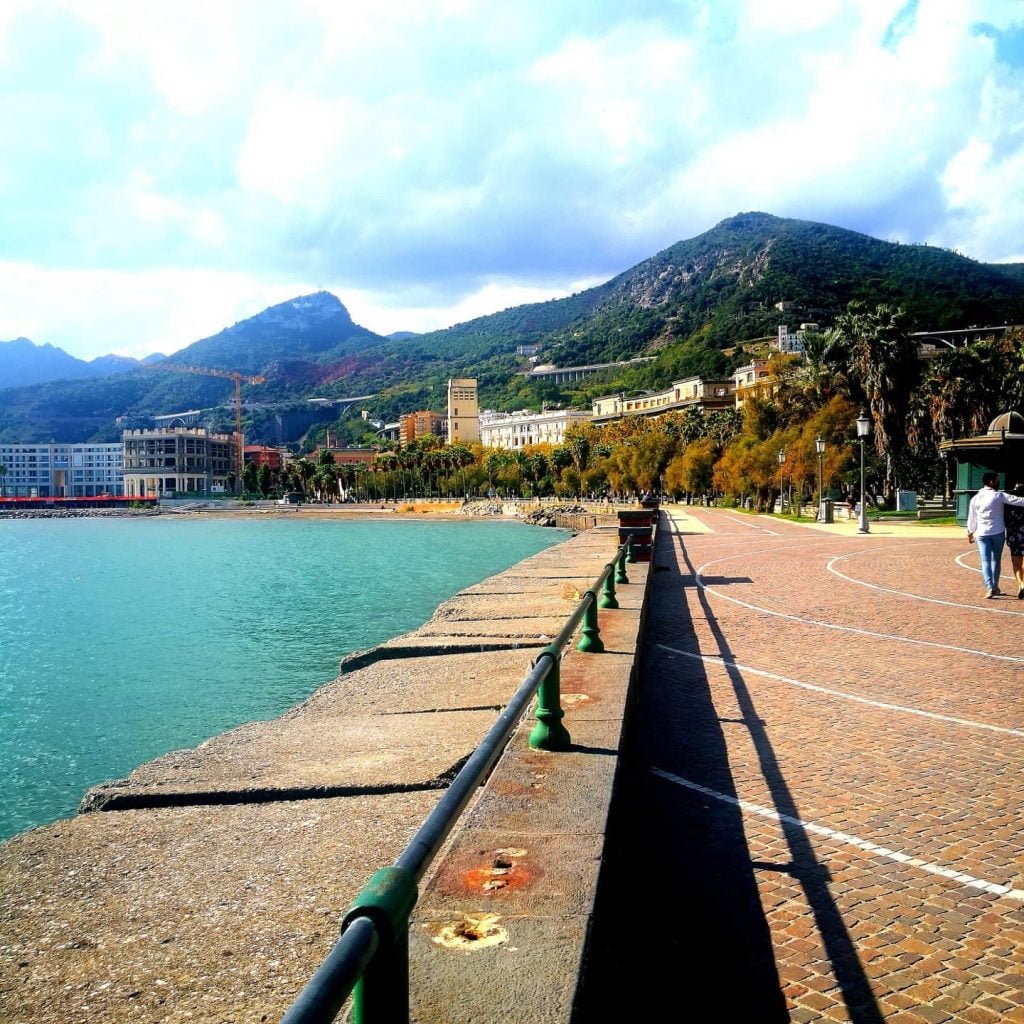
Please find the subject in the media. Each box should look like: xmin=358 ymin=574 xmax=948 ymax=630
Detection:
xmin=599 ymin=564 xmax=619 ymax=609
xmin=577 ymin=591 xmax=604 ymax=653
xmin=529 ymin=647 xmax=571 ymax=751
xmin=625 ymin=535 xmax=636 ymax=564
xmin=343 ymin=867 xmax=419 ymax=1024
xmin=615 ymin=548 xmax=629 ymax=585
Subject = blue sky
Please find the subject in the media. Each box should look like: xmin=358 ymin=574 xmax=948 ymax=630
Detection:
xmin=1 ymin=0 xmax=1023 ymax=361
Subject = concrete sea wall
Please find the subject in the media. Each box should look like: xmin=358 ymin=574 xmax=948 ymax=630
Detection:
xmin=0 ymin=521 xmax=651 ymax=1024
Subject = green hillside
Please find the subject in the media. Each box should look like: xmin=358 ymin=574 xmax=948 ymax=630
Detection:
xmin=1 ymin=213 xmax=1022 ymax=444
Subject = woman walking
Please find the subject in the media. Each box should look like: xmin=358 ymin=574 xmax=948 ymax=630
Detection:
xmin=1005 ymin=481 xmax=1024 ymax=599
xmin=966 ymin=472 xmax=1024 ymax=598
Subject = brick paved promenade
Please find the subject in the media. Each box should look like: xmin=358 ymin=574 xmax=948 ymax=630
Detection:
xmin=576 ymin=507 xmax=1023 ymax=1024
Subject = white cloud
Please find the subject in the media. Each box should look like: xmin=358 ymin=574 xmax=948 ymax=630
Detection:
xmin=1 ymin=1 xmax=1023 ymax=361
xmin=0 ymin=263 xmax=326 ymax=360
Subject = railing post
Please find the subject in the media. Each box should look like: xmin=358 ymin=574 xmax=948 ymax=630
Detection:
xmin=344 ymin=867 xmax=419 ymax=1024
xmin=615 ymin=548 xmax=630 ymax=585
xmin=529 ymin=647 xmax=571 ymax=751
xmin=599 ymin=565 xmax=618 ymax=609
xmin=626 ymin=534 xmax=636 ymax=563
xmin=577 ymin=591 xmax=604 ymax=653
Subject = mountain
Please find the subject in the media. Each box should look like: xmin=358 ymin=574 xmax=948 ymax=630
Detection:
xmin=171 ymin=291 xmax=382 ymax=375
xmin=0 ymin=337 xmax=151 ymax=388
xmin=257 ymin=212 xmax=1024 ymax=405
xmin=0 ymin=292 xmax=389 ymax=443
xmin=1 ymin=215 xmax=1023 ymax=444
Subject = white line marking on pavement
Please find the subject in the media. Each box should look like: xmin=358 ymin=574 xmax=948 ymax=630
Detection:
xmin=691 ymin=549 xmax=1024 ymax=664
xmin=656 ymin=644 xmax=1024 ymax=737
xmin=955 ymin=550 xmax=1015 ymax=582
xmin=826 ymin=554 xmax=1024 ymax=616
xmin=650 ymin=767 xmax=1024 ymax=902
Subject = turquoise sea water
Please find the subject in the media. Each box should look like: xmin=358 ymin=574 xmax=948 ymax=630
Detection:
xmin=0 ymin=516 xmax=565 ymax=840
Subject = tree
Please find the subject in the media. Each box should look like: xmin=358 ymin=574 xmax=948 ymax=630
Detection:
xmin=834 ymin=301 xmax=920 ymax=502
xmin=242 ymin=460 xmax=259 ymax=495
xmin=256 ymin=463 xmax=272 ymax=497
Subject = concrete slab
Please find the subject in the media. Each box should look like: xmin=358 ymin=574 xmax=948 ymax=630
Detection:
xmin=300 ymin=648 xmax=539 ymax=717
xmin=416 ymin=615 xmax=571 ymax=640
xmin=0 ymin=792 xmax=440 ymax=1024
xmin=81 ymin=710 xmax=497 ymax=810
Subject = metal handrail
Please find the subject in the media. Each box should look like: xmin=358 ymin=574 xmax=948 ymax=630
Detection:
xmin=281 ymin=539 xmax=634 ymax=1024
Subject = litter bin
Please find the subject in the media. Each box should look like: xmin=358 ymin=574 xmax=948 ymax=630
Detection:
xmin=818 ymin=499 xmax=834 ymax=523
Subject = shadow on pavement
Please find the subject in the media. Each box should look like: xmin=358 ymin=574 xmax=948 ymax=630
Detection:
xmin=572 ymin=516 xmax=788 ymax=1021
xmin=573 ymin=515 xmax=884 ymax=1022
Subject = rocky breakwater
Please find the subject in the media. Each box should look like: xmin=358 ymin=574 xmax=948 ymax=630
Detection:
xmin=0 ymin=525 xmax=652 ymax=1024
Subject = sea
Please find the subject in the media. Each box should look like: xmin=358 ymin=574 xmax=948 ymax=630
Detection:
xmin=0 ymin=515 xmax=566 ymax=840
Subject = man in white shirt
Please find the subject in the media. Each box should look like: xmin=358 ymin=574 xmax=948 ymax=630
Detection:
xmin=966 ymin=471 xmax=1024 ymax=598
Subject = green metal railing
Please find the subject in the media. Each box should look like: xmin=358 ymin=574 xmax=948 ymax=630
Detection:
xmin=280 ymin=539 xmax=633 ymax=1024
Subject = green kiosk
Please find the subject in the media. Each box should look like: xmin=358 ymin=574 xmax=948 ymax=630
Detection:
xmin=939 ymin=411 xmax=1024 ymax=526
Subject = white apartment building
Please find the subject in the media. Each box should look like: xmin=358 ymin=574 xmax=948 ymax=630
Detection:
xmin=0 ymin=443 xmax=124 ymax=497
xmin=479 ymin=408 xmax=594 ymax=449
xmin=775 ymin=323 xmax=819 ymax=355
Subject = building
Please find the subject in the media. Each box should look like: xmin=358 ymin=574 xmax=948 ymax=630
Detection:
xmin=243 ymin=445 xmax=287 ymax=471
xmin=591 ymin=376 xmax=735 ymax=424
xmin=0 ymin=443 xmax=124 ymax=497
xmin=122 ymin=427 xmax=234 ymax=497
xmin=479 ymin=409 xmax=594 ymax=449
xmin=447 ymin=378 xmax=479 ymax=444
xmin=315 ymin=447 xmax=378 ymax=468
xmin=731 ymin=360 xmax=780 ymax=408
xmin=400 ymin=411 xmax=445 ymax=444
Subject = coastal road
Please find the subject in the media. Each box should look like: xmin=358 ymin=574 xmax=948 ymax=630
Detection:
xmin=575 ymin=507 xmax=1024 ymax=1023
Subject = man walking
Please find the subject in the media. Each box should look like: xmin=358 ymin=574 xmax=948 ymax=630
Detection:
xmin=966 ymin=471 xmax=1024 ymax=598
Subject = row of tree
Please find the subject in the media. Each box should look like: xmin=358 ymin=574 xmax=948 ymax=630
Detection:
xmin=247 ymin=304 xmax=1023 ymax=508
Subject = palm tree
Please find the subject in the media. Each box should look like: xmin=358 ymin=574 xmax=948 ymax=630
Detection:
xmin=834 ymin=301 xmax=920 ymax=503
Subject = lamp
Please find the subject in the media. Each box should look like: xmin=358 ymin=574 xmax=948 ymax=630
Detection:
xmin=856 ymin=411 xmax=870 ymax=534
xmin=778 ymin=448 xmax=786 ymax=514
xmin=815 ymin=436 xmax=825 ymax=521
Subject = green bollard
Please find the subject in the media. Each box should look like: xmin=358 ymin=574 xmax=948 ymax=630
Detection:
xmin=625 ymin=535 xmax=636 ymax=564
xmin=529 ymin=648 xmax=571 ymax=751
xmin=577 ymin=592 xmax=604 ymax=653
xmin=599 ymin=566 xmax=619 ymax=609
xmin=615 ymin=548 xmax=629 ymax=585
xmin=344 ymin=866 xmax=419 ymax=1024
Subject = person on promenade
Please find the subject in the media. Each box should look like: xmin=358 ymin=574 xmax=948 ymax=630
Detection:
xmin=1005 ymin=481 xmax=1024 ymax=600
xmin=966 ymin=472 xmax=1024 ymax=598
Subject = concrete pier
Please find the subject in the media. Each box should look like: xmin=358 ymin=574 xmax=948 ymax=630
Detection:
xmin=0 ymin=523 xmax=650 ymax=1024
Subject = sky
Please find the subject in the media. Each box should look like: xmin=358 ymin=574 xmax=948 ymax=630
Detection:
xmin=1 ymin=0 xmax=1023 ymax=362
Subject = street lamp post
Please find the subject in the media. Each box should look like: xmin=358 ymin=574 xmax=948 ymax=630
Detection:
xmin=815 ymin=436 xmax=825 ymax=521
xmin=777 ymin=448 xmax=786 ymax=514
xmin=856 ymin=411 xmax=871 ymax=534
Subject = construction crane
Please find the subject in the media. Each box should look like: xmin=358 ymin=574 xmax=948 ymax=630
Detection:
xmin=156 ymin=364 xmax=266 ymax=481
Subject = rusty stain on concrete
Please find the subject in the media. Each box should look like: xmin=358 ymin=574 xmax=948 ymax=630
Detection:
xmin=462 ymin=848 xmax=532 ymax=894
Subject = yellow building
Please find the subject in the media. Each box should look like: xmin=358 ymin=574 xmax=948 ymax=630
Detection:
xmin=447 ymin=378 xmax=479 ymax=444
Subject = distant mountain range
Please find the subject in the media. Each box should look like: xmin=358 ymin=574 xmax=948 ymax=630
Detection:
xmin=1 ymin=213 xmax=1022 ymax=445
xmin=0 ymin=337 xmax=165 ymax=389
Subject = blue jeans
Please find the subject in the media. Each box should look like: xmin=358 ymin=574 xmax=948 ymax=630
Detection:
xmin=977 ymin=532 xmax=1005 ymax=592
